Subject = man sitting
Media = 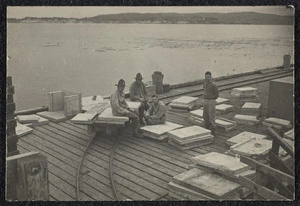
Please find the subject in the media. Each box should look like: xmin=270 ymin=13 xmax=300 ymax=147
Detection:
xmin=145 ymin=95 xmax=167 ymax=125
xmin=110 ymin=79 xmax=142 ymax=137
xmin=129 ymin=73 xmax=149 ymax=125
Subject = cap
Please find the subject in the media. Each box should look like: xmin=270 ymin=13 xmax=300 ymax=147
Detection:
xmin=135 ymin=73 xmax=143 ymax=80
xmin=115 ymin=79 xmax=125 ymax=87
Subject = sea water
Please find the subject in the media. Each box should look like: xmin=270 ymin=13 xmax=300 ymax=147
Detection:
xmin=7 ymin=23 xmax=293 ymax=110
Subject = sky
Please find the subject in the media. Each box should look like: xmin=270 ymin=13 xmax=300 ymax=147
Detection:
xmin=7 ymin=6 xmax=294 ymax=18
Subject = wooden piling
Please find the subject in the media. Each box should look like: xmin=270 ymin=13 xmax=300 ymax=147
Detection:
xmin=6 ymin=76 xmax=19 ymax=157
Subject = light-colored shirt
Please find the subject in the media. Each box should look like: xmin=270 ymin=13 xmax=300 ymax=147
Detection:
xmin=147 ymin=101 xmax=167 ymax=121
xmin=110 ymin=90 xmax=129 ymax=116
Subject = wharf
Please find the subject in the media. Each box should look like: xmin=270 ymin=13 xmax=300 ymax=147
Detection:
xmin=16 ymin=68 xmax=293 ymax=201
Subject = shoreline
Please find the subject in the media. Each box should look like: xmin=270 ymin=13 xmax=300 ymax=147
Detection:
xmin=13 ymin=64 xmax=293 ymax=116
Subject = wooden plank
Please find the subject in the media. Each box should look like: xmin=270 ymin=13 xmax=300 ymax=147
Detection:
xmin=227 ymin=131 xmax=266 ymax=146
xmin=171 ymin=96 xmax=198 ymax=105
xmin=113 ymin=165 xmax=167 ymax=198
xmin=124 ymin=137 xmax=193 ymax=164
xmin=48 ymin=91 xmax=64 ymax=112
xmin=71 ymin=113 xmax=98 ymax=125
xmin=113 ymin=158 xmax=169 ymax=190
xmin=37 ymin=111 xmax=68 ymax=123
xmin=16 ymin=123 xmax=33 ymax=137
xmin=168 ymin=139 xmax=213 ymax=150
xmin=55 ymin=122 xmax=92 ymax=141
xmin=265 ymin=117 xmax=292 ymax=129
xmin=189 ymin=109 xmax=203 ymax=118
xmin=140 ymin=121 xmax=183 ymax=136
xmin=167 ymin=125 xmax=211 ymax=141
xmin=6 ymin=102 xmax=16 ymax=113
xmin=269 ymin=151 xmax=294 ymax=176
xmin=191 ymin=152 xmax=251 ymax=176
xmin=16 ymin=114 xmax=39 ymax=123
xmin=20 ymin=133 xmax=80 ymax=165
xmin=168 ymin=182 xmax=212 ymax=200
xmin=81 ymin=95 xmax=104 ymax=111
xmin=238 ymin=176 xmax=286 ymax=200
xmin=40 ymin=124 xmax=89 ymax=147
xmin=268 ymin=175 xmax=294 ymax=199
xmin=172 ymin=168 xmax=241 ymax=199
xmin=120 ymin=139 xmax=188 ymax=172
xmin=112 ymin=142 xmax=179 ymax=177
xmin=267 ymin=127 xmax=294 ymax=157
xmin=17 ymin=146 xmax=68 ymax=201
xmin=240 ymin=156 xmax=294 ymax=185
xmin=80 ymin=175 xmax=113 ymax=200
xmin=31 ymin=128 xmax=85 ymax=156
xmin=230 ymin=138 xmax=272 ymax=157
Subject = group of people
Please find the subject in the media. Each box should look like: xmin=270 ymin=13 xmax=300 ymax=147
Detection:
xmin=110 ymin=73 xmax=167 ymax=137
xmin=110 ymin=71 xmax=219 ymax=137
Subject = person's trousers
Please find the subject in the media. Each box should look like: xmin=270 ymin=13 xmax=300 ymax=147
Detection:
xmin=203 ymin=99 xmax=216 ymax=131
xmin=145 ymin=117 xmax=166 ymax=125
xmin=123 ymin=111 xmax=139 ymax=129
xmin=138 ymin=101 xmax=150 ymax=123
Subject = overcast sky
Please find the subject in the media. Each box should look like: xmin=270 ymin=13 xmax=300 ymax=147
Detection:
xmin=7 ymin=6 xmax=294 ymax=18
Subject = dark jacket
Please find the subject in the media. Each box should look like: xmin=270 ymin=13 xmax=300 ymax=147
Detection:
xmin=129 ymin=81 xmax=148 ymax=102
xmin=204 ymin=81 xmax=219 ymax=100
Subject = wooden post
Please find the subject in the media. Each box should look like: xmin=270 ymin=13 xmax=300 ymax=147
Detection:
xmin=283 ymin=55 xmax=291 ymax=69
xmin=152 ymin=71 xmax=164 ymax=94
xmin=6 ymin=76 xmax=19 ymax=157
xmin=6 ymin=151 xmax=49 ymax=201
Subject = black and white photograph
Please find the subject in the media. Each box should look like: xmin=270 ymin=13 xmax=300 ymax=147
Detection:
xmin=5 ymin=5 xmax=295 ymax=201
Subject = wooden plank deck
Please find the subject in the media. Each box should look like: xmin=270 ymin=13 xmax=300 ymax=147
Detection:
xmin=16 ymin=73 xmax=293 ymax=201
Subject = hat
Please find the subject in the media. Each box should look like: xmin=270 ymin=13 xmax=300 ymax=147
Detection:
xmin=115 ymin=79 xmax=125 ymax=87
xmin=135 ymin=73 xmax=143 ymax=80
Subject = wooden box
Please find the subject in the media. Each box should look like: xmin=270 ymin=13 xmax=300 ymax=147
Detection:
xmin=268 ymin=77 xmax=293 ymax=123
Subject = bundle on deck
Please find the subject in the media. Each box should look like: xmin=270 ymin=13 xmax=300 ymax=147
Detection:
xmin=169 ymin=96 xmax=199 ymax=112
xmin=188 ymin=109 xmax=204 ymax=126
xmin=139 ymin=121 xmax=183 ymax=140
xmin=234 ymin=114 xmax=260 ymax=125
xmin=241 ymin=102 xmax=262 ymax=118
xmin=263 ymin=117 xmax=292 ymax=129
xmin=168 ymin=168 xmax=242 ymax=200
xmin=215 ymin=118 xmax=237 ymax=131
xmin=167 ymin=126 xmax=213 ymax=150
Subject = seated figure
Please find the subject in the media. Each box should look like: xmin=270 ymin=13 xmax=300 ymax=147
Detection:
xmin=145 ymin=95 xmax=167 ymax=125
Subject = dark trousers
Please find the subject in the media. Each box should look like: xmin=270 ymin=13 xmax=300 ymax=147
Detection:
xmin=123 ymin=111 xmax=139 ymax=129
xmin=145 ymin=117 xmax=166 ymax=125
xmin=138 ymin=101 xmax=150 ymax=123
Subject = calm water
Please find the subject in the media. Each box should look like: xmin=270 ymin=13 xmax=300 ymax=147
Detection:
xmin=7 ymin=23 xmax=293 ymax=110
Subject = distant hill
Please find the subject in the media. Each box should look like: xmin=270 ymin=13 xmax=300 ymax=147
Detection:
xmin=7 ymin=12 xmax=294 ymax=25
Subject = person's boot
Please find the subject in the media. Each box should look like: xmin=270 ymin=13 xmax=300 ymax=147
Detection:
xmin=211 ymin=127 xmax=216 ymax=137
xmin=139 ymin=116 xmax=146 ymax=126
xmin=133 ymin=128 xmax=143 ymax=138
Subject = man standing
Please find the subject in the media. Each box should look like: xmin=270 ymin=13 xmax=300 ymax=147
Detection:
xmin=203 ymin=71 xmax=219 ymax=136
xmin=145 ymin=95 xmax=167 ymax=125
xmin=110 ymin=79 xmax=142 ymax=137
xmin=130 ymin=73 xmax=149 ymax=125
